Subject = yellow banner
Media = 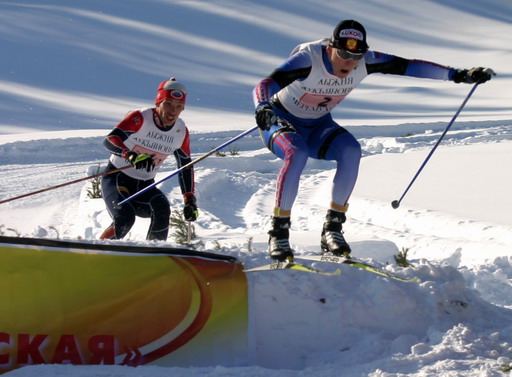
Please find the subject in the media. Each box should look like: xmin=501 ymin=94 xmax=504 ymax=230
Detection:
xmin=0 ymin=236 xmax=248 ymax=373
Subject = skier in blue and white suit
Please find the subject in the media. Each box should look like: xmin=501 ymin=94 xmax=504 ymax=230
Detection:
xmin=253 ymin=19 xmax=495 ymax=261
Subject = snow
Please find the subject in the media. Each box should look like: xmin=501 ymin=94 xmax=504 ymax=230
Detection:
xmin=1 ymin=0 xmax=512 ymax=376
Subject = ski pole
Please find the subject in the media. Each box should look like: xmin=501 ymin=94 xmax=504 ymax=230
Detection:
xmin=0 ymin=165 xmax=131 ymax=205
xmin=117 ymin=125 xmax=259 ymax=206
xmin=187 ymin=221 xmax=192 ymax=244
xmin=391 ymin=82 xmax=480 ymax=209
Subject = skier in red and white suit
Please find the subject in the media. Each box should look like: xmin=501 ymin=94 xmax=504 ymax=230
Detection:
xmin=100 ymin=78 xmax=197 ymax=241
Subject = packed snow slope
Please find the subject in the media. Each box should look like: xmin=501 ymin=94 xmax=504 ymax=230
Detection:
xmin=1 ymin=0 xmax=512 ymax=376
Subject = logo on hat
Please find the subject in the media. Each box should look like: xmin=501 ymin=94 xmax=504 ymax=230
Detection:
xmin=345 ymin=38 xmax=358 ymax=51
xmin=170 ymin=90 xmax=184 ymax=100
xmin=340 ymin=28 xmax=363 ymax=41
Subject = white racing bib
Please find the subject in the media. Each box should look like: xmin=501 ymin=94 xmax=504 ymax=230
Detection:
xmin=276 ymin=40 xmax=368 ymax=119
xmin=110 ymin=108 xmax=187 ymax=180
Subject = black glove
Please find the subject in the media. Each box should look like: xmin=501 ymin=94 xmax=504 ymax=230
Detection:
xmin=255 ymin=102 xmax=278 ymax=131
xmin=183 ymin=195 xmax=199 ymax=221
xmin=126 ymin=151 xmax=154 ymax=172
xmin=453 ymin=67 xmax=496 ymax=84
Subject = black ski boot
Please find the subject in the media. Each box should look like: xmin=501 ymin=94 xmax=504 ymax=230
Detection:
xmin=268 ymin=216 xmax=294 ymax=262
xmin=321 ymin=210 xmax=351 ymax=257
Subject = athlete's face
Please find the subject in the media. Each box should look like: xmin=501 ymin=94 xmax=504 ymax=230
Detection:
xmin=327 ymin=46 xmax=361 ymax=78
xmin=157 ymin=99 xmax=184 ymax=127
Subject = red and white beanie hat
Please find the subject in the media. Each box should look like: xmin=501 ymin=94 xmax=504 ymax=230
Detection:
xmin=155 ymin=78 xmax=187 ymax=105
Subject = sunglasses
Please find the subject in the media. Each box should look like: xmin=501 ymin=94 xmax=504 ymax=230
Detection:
xmin=335 ymin=48 xmax=366 ymax=61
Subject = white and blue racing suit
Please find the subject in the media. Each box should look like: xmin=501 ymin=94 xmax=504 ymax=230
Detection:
xmin=253 ymin=38 xmax=458 ymax=217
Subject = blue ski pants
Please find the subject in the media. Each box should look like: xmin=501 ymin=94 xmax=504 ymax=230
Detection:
xmin=260 ymin=108 xmax=361 ymax=217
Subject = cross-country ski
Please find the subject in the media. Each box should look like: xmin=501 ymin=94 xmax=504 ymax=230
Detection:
xmin=244 ymin=259 xmax=342 ymax=276
xmin=294 ymin=254 xmax=419 ymax=282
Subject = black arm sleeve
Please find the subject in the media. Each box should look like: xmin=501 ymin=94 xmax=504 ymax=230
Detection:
xmin=366 ymin=56 xmax=409 ymax=75
xmin=174 ymin=148 xmax=194 ymax=195
xmin=269 ymin=67 xmax=312 ymax=89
